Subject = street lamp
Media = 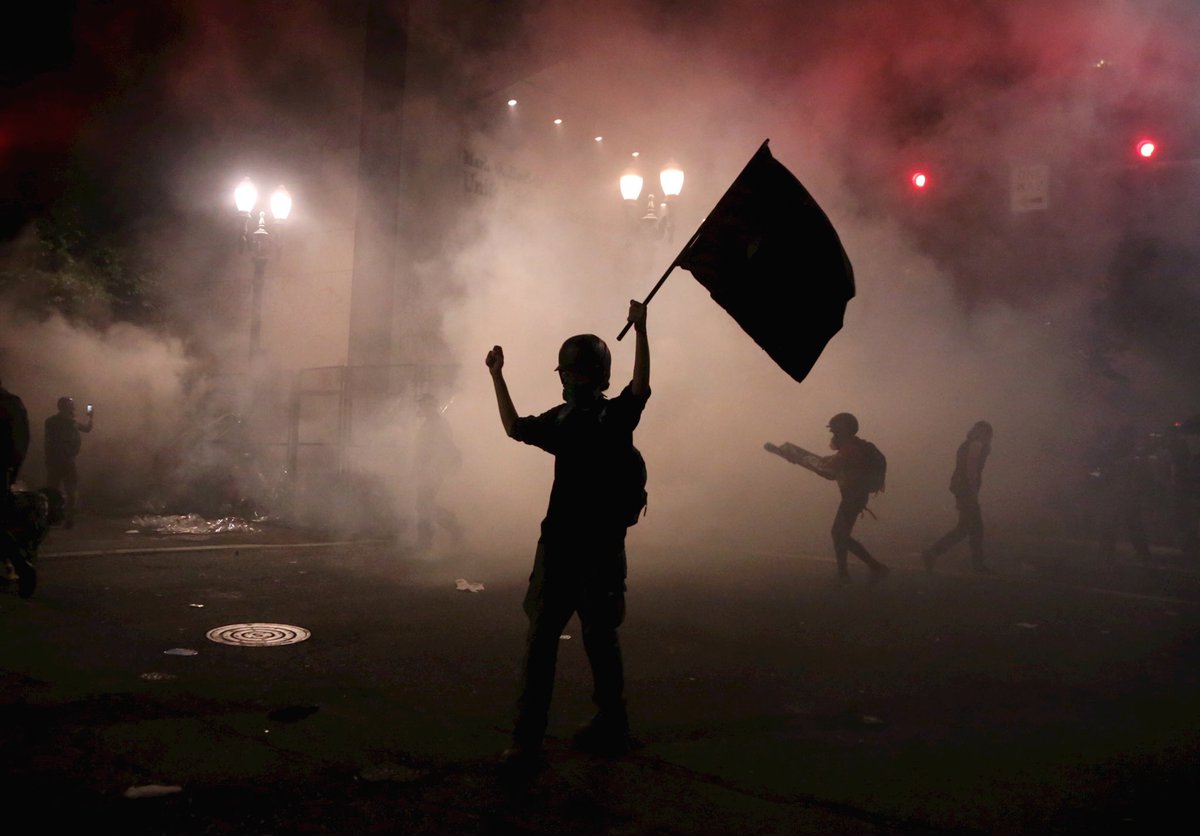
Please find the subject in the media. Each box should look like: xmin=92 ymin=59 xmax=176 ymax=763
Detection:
xmin=234 ymin=177 xmax=292 ymax=361
xmin=620 ymin=160 xmax=685 ymax=242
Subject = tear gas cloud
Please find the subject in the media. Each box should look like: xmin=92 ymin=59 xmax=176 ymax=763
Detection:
xmin=4 ymin=0 xmax=1198 ymax=564
xmin=436 ymin=0 xmax=1200 ymax=564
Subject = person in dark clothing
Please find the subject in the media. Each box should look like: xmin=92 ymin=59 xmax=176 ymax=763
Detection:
xmin=922 ymin=420 xmax=994 ymax=574
xmin=487 ymin=299 xmax=650 ymax=767
xmin=1 ymin=376 xmax=37 ymax=597
xmin=44 ymin=396 xmax=92 ymax=528
xmin=412 ymin=393 xmax=463 ymax=554
xmin=819 ymin=412 xmax=889 ymax=583
xmin=1096 ymin=424 xmax=1153 ymax=563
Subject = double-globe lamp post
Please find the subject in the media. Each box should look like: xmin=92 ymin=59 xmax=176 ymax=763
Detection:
xmin=233 ymin=177 xmax=293 ymax=362
xmin=620 ymin=161 xmax=684 ymax=242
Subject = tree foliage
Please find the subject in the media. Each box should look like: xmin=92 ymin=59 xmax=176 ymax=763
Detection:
xmin=0 ymin=204 xmax=160 ymax=326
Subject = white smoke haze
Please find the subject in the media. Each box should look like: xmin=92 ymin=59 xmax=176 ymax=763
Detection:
xmin=0 ymin=307 xmax=195 ymax=507
xmin=433 ymin=0 xmax=1200 ymax=568
xmin=5 ymin=0 xmax=1198 ymax=561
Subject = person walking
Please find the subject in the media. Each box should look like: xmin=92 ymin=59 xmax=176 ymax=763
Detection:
xmin=487 ymin=300 xmax=650 ymax=768
xmin=820 ymin=413 xmax=889 ymax=583
xmin=922 ymin=420 xmax=994 ymax=574
xmin=44 ymin=396 xmax=92 ymax=528
xmin=768 ymin=413 xmax=890 ymax=582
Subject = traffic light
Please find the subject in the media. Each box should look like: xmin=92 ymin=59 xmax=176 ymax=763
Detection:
xmin=910 ymin=170 xmax=929 ymax=190
xmin=1135 ymin=138 xmax=1157 ymax=160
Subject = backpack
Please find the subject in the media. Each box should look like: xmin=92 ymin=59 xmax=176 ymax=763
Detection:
xmin=623 ymin=445 xmax=649 ymax=526
xmin=861 ymin=440 xmax=887 ymax=494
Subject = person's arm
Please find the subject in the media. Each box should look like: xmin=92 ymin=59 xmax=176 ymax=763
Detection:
xmin=629 ymin=300 xmax=649 ymax=397
xmin=486 ymin=345 xmax=518 ymax=438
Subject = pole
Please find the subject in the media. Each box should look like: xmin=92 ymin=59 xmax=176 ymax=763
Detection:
xmin=615 ymin=226 xmax=701 ymax=341
xmin=249 ymin=256 xmax=266 ymax=361
xmin=616 ymin=140 xmax=771 ymax=341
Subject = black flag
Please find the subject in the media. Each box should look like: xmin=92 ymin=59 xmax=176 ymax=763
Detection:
xmin=676 ymin=140 xmax=855 ymax=384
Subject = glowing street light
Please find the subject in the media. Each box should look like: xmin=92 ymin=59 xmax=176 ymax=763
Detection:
xmin=618 ymin=160 xmax=686 ymax=242
xmin=233 ymin=178 xmax=293 ymax=362
xmin=619 ymin=171 xmax=645 ymax=202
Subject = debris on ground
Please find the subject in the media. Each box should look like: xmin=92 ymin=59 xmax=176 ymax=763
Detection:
xmin=130 ymin=514 xmax=261 ymax=535
xmin=455 ymin=578 xmax=484 ymax=592
xmin=124 ymin=784 xmax=183 ymax=799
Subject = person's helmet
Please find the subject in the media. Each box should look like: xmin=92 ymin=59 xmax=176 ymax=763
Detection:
xmin=969 ymin=420 xmax=994 ymax=442
xmin=827 ymin=412 xmax=858 ymax=435
xmin=556 ymin=334 xmax=611 ymax=391
xmin=57 ymin=396 xmax=74 ymax=412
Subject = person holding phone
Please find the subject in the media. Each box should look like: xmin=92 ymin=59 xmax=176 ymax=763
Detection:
xmin=43 ymin=396 xmax=92 ymax=529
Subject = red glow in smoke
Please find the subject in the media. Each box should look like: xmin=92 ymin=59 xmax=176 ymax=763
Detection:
xmin=1137 ymin=139 xmax=1157 ymax=159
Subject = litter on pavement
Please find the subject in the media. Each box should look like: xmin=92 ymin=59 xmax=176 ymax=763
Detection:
xmin=163 ymin=648 xmax=198 ymax=656
xmin=124 ymin=784 xmax=183 ymax=799
xmin=455 ymin=578 xmax=484 ymax=592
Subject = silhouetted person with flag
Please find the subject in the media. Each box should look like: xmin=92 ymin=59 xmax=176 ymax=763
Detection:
xmin=44 ymin=396 xmax=92 ymax=529
xmin=922 ymin=421 xmax=994 ymax=574
xmin=487 ymin=300 xmax=650 ymax=770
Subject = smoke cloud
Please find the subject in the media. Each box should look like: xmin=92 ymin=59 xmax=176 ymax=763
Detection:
xmin=4 ymin=0 xmax=1198 ymax=563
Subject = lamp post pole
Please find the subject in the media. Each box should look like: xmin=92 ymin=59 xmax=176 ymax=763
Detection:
xmin=234 ymin=178 xmax=292 ymax=365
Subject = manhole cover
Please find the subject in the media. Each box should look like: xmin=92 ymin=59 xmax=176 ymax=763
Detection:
xmin=206 ymin=623 xmax=311 ymax=647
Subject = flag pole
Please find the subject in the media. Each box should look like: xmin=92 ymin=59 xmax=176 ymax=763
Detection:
xmin=616 ymin=139 xmax=771 ymax=341
xmin=615 ymin=231 xmax=696 ymax=341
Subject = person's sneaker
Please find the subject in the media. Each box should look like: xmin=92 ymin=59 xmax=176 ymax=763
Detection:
xmin=571 ymin=714 xmax=638 ymax=753
xmin=499 ymin=742 xmax=546 ymax=772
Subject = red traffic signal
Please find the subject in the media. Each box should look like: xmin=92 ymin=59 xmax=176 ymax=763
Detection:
xmin=1136 ymin=138 xmax=1157 ymax=159
xmin=910 ymin=171 xmax=929 ymax=190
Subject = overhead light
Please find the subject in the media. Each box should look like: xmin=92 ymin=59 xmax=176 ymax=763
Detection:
xmin=507 ymin=98 xmax=518 ymax=107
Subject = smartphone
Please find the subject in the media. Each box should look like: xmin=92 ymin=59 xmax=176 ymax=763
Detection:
xmin=86 ymin=404 xmax=94 ymax=414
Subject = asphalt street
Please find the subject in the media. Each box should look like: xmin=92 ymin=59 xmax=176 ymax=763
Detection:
xmin=2 ymin=518 xmax=1199 ymax=834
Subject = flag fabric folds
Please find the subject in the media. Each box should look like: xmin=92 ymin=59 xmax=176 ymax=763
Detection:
xmin=675 ymin=140 xmax=855 ymax=384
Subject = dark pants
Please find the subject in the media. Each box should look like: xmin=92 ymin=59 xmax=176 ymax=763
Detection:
xmin=45 ymin=460 xmax=77 ymax=525
xmin=513 ymin=541 xmax=627 ymax=747
xmin=927 ymin=493 xmax=985 ymax=567
xmin=832 ymin=495 xmax=884 ymax=576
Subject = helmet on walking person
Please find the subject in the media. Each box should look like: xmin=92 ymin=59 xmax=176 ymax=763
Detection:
xmin=827 ymin=412 xmax=859 ymax=436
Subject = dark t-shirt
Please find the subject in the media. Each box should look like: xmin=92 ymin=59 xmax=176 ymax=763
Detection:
xmin=511 ymin=384 xmax=650 ymax=553
xmin=826 ymin=436 xmax=873 ymax=502
xmin=44 ymin=413 xmax=82 ymax=468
